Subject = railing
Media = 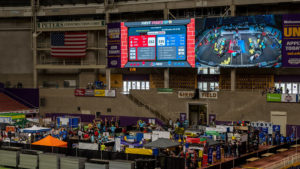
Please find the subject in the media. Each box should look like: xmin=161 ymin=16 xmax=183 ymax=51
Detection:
xmin=264 ymin=153 xmax=300 ymax=169
xmin=127 ymin=94 xmax=168 ymax=124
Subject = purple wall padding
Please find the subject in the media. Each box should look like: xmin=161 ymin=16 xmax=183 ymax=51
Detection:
xmin=123 ymin=74 xmax=150 ymax=81
xmin=274 ymin=75 xmax=300 ymax=82
xmin=4 ymin=88 xmax=39 ymax=108
xmin=0 ymin=83 xmax=4 ymax=88
xmin=45 ymin=113 xmax=164 ymax=126
xmin=286 ymin=125 xmax=300 ymax=137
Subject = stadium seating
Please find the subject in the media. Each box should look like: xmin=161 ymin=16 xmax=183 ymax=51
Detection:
xmin=0 ymin=92 xmax=29 ymax=112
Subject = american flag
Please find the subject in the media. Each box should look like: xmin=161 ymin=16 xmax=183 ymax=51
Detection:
xmin=51 ymin=32 xmax=87 ymax=58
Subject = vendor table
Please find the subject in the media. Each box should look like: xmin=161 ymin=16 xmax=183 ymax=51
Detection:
xmin=277 ymin=148 xmax=288 ymax=152
xmin=261 ymin=153 xmax=274 ymax=157
xmin=246 ymin=157 xmax=260 ymax=162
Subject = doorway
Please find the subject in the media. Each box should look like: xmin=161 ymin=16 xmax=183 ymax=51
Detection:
xmin=271 ymin=111 xmax=287 ymax=136
xmin=188 ymin=104 xmax=207 ymax=126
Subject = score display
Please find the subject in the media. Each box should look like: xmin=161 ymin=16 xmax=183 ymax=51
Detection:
xmin=120 ymin=19 xmax=195 ymax=68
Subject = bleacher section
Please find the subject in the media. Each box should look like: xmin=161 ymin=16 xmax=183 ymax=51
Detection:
xmin=0 ymin=0 xmax=30 ymax=7
xmin=0 ymin=93 xmax=29 ymax=112
xmin=40 ymin=0 xmax=104 ymax=6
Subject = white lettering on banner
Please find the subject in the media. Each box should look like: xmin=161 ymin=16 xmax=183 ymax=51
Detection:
xmin=0 ymin=117 xmax=12 ymax=124
xmin=178 ymin=91 xmax=194 ymax=99
xmin=0 ymin=109 xmax=39 ymax=114
xmin=37 ymin=20 xmax=105 ymax=29
xmin=199 ymin=92 xmax=218 ymax=99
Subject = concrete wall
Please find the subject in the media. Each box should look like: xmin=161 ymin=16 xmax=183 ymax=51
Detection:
xmin=39 ymin=88 xmax=155 ymax=118
xmin=0 ymin=18 xmax=33 ymax=87
xmin=130 ymin=90 xmax=300 ymax=125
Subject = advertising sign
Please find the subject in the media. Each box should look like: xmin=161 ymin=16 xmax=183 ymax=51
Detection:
xmin=107 ymin=23 xmax=121 ymax=68
xmin=281 ymin=94 xmax=298 ymax=102
xmin=178 ymin=91 xmax=194 ymax=98
xmin=75 ymin=89 xmax=86 ymax=96
xmin=199 ymin=92 xmax=218 ymax=99
xmin=202 ymin=154 xmax=208 ymax=167
xmin=37 ymin=20 xmax=105 ymax=30
xmin=195 ymin=15 xmax=282 ymax=68
xmin=216 ymin=145 xmax=221 ymax=160
xmin=0 ymin=117 xmax=12 ymax=124
xmin=267 ymin=93 xmax=282 ymax=102
xmin=208 ymin=147 xmax=213 ymax=164
xmin=180 ymin=113 xmax=187 ymax=121
xmin=282 ymin=14 xmax=300 ymax=67
xmin=85 ymin=89 xmax=95 ymax=96
xmin=105 ymin=90 xmax=116 ymax=97
xmin=120 ymin=19 xmax=195 ymax=68
xmin=273 ymin=125 xmax=280 ymax=133
xmin=94 ymin=89 xmax=105 ymax=97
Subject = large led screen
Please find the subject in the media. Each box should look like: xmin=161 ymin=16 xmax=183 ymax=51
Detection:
xmin=195 ymin=15 xmax=282 ymax=68
xmin=120 ymin=19 xmax=195 ymax=68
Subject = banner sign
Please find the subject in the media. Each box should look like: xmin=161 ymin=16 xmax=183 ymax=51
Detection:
xmin=281 ymin=94 xmax=298 ymax=102
xmin=282 ymin=14 xmax=300 ymax=67
xmin=180 ymin=113 xmax=187 ymax=121
xmin=208 ymin=147 xmax=213 ymax=164
xmin=0 ymin=117 xmax=12 ymax=124
xmin=273 ymin=125 xmax=281 ymax=132
xmin=37 ymin=20 xmax=105 ymax=30
xmin=199 ymin=92 xmax=218 ymax=99
xmin=74 ymin=89 xmax=116 ymax=97
xmin=74 ymin=89 xmax=86 ymax=96
xmin=216 ymin=145 xmax=221 ymax=160
xmin=107 ymin=23 xmax=121 ymax=68
xmin=178 ymin=91 xmax=194 ymax=98
xmin=94 ymin=89 xmax=105 ymax=97
xmin=267 ymin=93 xmax=282 ymax=102
xmin=202 ymin=154 xmax=208 ymax=167
xmin=267 ymin=93 xmax=298 ymax=102
xmin=79 ymin=142 xmax=99 ymax=150
xmin=0 ymin=109 xmax=39 ymax=114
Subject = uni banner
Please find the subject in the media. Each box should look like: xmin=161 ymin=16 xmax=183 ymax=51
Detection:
xmin=282 ymin=14 xmax=300 ymax=67
xmin=208 ymin=147 xmax=213 ymax=164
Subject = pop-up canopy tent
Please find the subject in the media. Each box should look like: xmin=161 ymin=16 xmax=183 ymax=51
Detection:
xmin=21 ymin=125 xmax=51 ymax=133
xmin=144 ymin=138 xmax=179 ymax=149
xmin=32 ymin=135 xmax=67 ymax=149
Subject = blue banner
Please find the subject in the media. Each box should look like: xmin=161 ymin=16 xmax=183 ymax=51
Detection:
xmin=273 ymin=125 xmax=281 ymax=132
xmin=216 ymin=145 xmax=221 ymax=160
xmin=208 ymin=147 xmax=213 ymax=164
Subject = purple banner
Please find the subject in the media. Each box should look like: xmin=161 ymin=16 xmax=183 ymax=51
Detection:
xmin=180 ymin=113 xmax=186 ymax=121
xmin=107 ymin=22 xmax=121 ymax=68
xmin=282 ymin=14 xmax=300 ymax=67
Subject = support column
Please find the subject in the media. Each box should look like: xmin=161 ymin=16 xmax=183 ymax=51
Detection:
xmin=33 ymin=33 xmax=38 ymax=88
xmin=105 ymin=11 xmax=111 ymax=90
xmin=163 ymin=6 xmax=169 ymax=20
xmin=230 ymin=3 xmax=236 ymax=17
xmin=164 ymin=68 xmax=169 ymax=89
xmin=231 ymin=69 xmax=236 ymax=91
xmin=106 ymin=68 xmax=111 ymax=90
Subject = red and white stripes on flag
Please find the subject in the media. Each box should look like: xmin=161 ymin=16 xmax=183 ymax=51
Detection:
xmin=51 ymin=32 xmax=87 ymax=58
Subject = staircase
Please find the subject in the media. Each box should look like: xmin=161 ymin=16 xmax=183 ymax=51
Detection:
xmin=126 ymin=93 xmax=168 ymax=124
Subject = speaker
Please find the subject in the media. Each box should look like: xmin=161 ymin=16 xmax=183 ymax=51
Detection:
xmin=40 ymin=98 xmax=46 ymax=107
xmin=77 ymin=106 xmax=81 ymax=111
xmin=107 ymin=108 xmax=111 ymax=113
xmin=96 ymin=112 xmax=101 ymax=118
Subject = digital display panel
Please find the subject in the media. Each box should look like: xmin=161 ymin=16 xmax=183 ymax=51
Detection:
xmin=120 ymin=19 xmax=195 ymax=68
xmin=195 ymin=15 xmax=282 ymax=68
